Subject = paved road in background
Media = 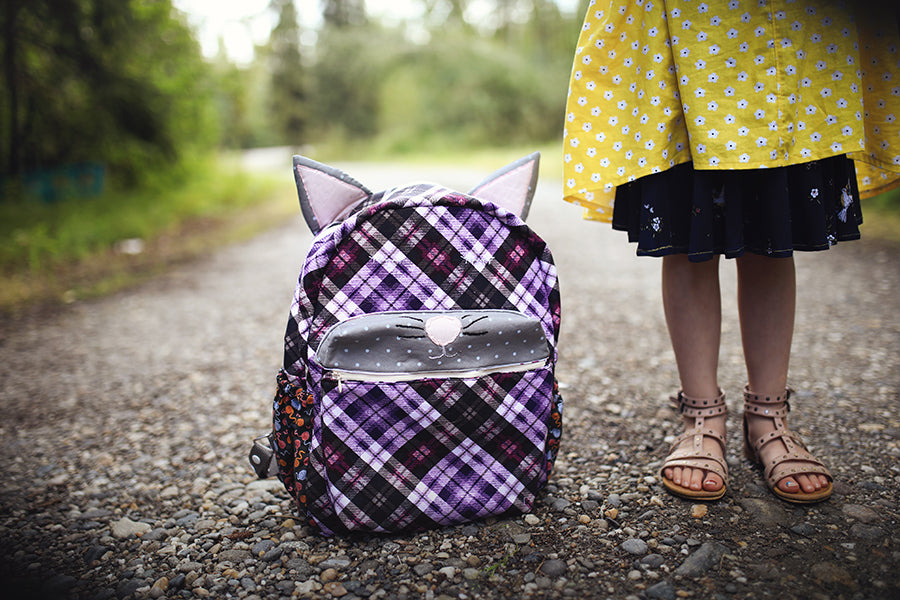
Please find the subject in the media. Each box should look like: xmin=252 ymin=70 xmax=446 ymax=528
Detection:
xmin=1 ymin=158 xmax=898 ymax=599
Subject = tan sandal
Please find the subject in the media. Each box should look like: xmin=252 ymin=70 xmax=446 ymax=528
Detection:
xmin=742 ymin=386 xmax=833 ymax=503
xmin=660 ymin=389 xmax=728 ymax=501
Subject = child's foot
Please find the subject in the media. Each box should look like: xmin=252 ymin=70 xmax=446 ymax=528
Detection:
xmin=742 ymin=387 xmax=832 ymax=503
xmin=660 ymin=390 xmax=728 ymax=500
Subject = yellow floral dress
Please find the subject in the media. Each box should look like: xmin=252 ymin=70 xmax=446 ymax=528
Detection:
xmin=563 ymin=0 xmax=900 ymax=222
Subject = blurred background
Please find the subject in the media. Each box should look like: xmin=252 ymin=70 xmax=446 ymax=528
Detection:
xmin=0 ymin=0 xmax=589 ymax=311
xmin=1 ymin=0 xmax=896 ymax=313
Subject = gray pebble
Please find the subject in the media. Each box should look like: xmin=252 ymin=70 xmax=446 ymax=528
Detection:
xmin=621 ymin=538 xmax=649 ymax=555
xmin=646 ymin=581 xmax=676 ymax=600
xmin=675 ymin=542 xmax=729 ymax=577
xmin=540 ymin=559 xmax=568 ymax=577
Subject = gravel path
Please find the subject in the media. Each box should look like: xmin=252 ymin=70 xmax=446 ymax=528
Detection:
xmin=1 ymin=162 xmax=898 ymax=600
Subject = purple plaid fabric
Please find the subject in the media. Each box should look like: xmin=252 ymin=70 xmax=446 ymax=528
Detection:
xmin=277 ymin=183 xmax=562 ymax=534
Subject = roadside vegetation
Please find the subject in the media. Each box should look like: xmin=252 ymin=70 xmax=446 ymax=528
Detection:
xmin=1 ymin=0 xmax=896 ymax=313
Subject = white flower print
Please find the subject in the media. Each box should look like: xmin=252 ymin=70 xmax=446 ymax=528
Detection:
xmin=801 ymin=77 xmax=812 ymax=87
xmin=811 ymin=188 xmax=819 ymax=199
xmin=613 ymin=141 xmax=623 ymax=151
xmin=766 ymin=67 xmax=777 ymax=77
xmin=756 ymin=137 xmax=768 ymax=147
xmin=680 ymin=47 xmax=691 ymax=57
xmin=806 ymin=105 xmax=817 ymax=114
xmin=811 ymin=132 xmax=822 ymax=142
xmin=842 ymin=125 xmax=853 ymax=136
xmin=786 ymin=65 xmax=797 ymax=75
xmin=697 ymin=143 xmax=707 ymax=154
xmin=769 ymin=121 xmax=778 ymax=131
xmin=726 ymin=57 xmax=737 ymax=68
xmin=578 ymin=96 xmax=588 ymax=106
xmin=699 ymin=3 xmax=709 ymax=13
xmin=737 ymin=71 xmax=749 ymax=82
xmin=740 ymin=12 xmax=751 ymax=23
xmin=617 ymin=100 xmax=628 ymax=110
xmin=625 ymin=150 xmax=633 ymax=160
xmin=586 ymin=147 xmax=597 ymax=157
xmin=695 ymin=59 xmax=707 ymax=69
xmin=725 ymin=114 xmax=736 ymax=124
xmin=710 ymin=16 xmax=721 ymax=26
xmin=604 ymin=90 xmax=614 ymax=100
xmin=830 ymin=142 xmax=843 ymax=152
xmin=832 ymin=71 xmax=843 ymax=81
xmin=709 ymin=156 xmax=720 ymax=166
xmin=739 ymin=153 xmax=751 ymax=162
xmin=726 ymin=140 xmax=737 ymax=150
xmin=640 ymin=113 xmax=650 ymax=124
xmin=695 ymin=87 xmax=706 ymax=97
xmin=728 ymin=0 xmax=738 ymax=8
xmin=754 ymin=55 xmax=766 ymax=65
xmin=797 ymin=48 xmax=807 ymax=60
xmin=754 ymin=26 xmax=766 ymax=37
xmin=612 ymin=75 xmax=623 ymax=84
xmin=724 ymin=86 xmax=735 ymax=96
xmin=710 ymin=44 xmax=721 ymax=55
xmin=781 ymin=38 xmax=792 ymax=48
xmin=682 ymin=20 xmax=692 ymax=30
xmin=621 ymin=124 xmax=630 ymax=135
xmin=820 ymin=87 xmax=832 ymax=98
xmin=638 ymin=157 xmax=648 ymax=167
xmin=645 ymin=139 xmax=655 ymax=150
xmin=791 ymin=21 xmax=802 ymax=31
xmin=657 ymin=122 xmax=667 ymax=132
xmin=582 ymin=122 xmax=592 ymax=132
xmin=825 ymin=115 xmax=837 ymax=125
xmin=671 ymin=8 xmax=681 ymax=17
xmin=708 ymin=100 xmax=719 ymax=111
xmin=608 ymin=115 xmax=618 ymax=126
xmin=737 ymin=99 xmax=749 ymax=109
xmin=801 ymin=148 xmax=812 ymax=158
xmin=650 ymin=95 xmax=661 ymax=106
xmin=739 ymin=42 xmax=749 ymax=52
xmin=811 ymin=33 xmax=822 ymax=43
xmin=697 ymin=31 xmax=708 ymax=42
xmin=599 ymin=157 xmax=610 ymax=167
xmin=695 ymin=115 xmax=707 ymax=126
xmin=727 ymin=28 xmax=739 ymax=39
xmin=754 ymin=109 xmax=766 ymax=119
xmin=708 ymin=129 xmax=719 ymax=139
xmin=591 ymin=172 xmax=602 ymax=182
xmin=654 ymin=53 xmax=664 ymax=62
xmin=648 ymin=26 xmax=659 ymax=37
xmin=797 ymin=121 xmax=806 ymax=130
xmin=766 ymin=93 xmax=777 ymax=103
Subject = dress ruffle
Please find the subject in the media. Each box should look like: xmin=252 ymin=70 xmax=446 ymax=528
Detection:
xmin=611 ymin=156 xmax=863 ymax=262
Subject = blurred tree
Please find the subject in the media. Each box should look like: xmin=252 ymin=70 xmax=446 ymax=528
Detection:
xmin=0 ymin=0 xmax=216 ymax=188
xmin=267 ymin=0 xmax=307 ymax=145
xmin=322 ymin=0 xmax=367 ymax=28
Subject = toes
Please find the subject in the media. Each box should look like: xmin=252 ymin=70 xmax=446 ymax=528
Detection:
xmin=703 ymin=473 xmax=723 ymax=492
xmin=778 ymin=477 xmax=801 ymax=494
xmin=689 ymin=468 xmax=705 ymax=491
xmin=778 ymin=473 xmax=830 ymax=495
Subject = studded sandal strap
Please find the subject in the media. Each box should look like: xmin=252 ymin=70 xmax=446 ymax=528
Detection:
xmin=672 ymin=389 xmax=727 ymax=419
xmin=661 ymin=389 xmax=729 ymax=482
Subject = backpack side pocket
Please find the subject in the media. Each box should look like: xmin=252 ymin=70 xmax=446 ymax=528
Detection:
xmin=272 ymin=370 xmax=316 ymax=521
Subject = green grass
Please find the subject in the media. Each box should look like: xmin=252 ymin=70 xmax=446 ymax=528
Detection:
xmin=860 ymin=186 xmax=900 ymax=244
xmin=0 ymin=155 xmax=293 ymax=312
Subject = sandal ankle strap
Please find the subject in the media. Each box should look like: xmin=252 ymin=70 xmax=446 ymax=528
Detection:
xmin=671 ymin=389 xmax=727 ymax=418
xmin=742 ymin=385 xmax=791 ymax=418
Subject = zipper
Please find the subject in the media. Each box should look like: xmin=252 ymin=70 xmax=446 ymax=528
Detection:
xmin=325 ymin=358 xmax=547 ymax=386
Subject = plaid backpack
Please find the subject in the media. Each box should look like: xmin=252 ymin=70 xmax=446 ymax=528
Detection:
xmin=249 ymin=153 xmax=562 ymax=535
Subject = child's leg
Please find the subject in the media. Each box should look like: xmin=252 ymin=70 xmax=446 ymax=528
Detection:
xmin=736 ymin=253 xmax=830 ymax=494
xmin=661 ymin=254 xmax=726 ymax=492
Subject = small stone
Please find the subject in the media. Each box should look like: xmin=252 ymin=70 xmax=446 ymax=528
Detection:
xmin=540 ymin=559 xmax=568 ymax=578
xmin=524 ymin=514 xmax=541 ymax=526
xmin=552 ymin=498 xmax=571 ymax=511
xmin=578 ymin=515 xmax=591 ymax=524
xmin=581 ymin=500 xmax=600 ymax=512
xmin=641 ymin=554 xmax=666 ymax=569
xmin=463 ymin=568 xmax=480 ymax=580
xmin=513 ymin=533 xmax=532 ymax=544
xmin=691 ymin=504 xmax=707 ymax=519
xmin=810 ymin=562 xmax=857 ymax=589
xmin=842 ymin=504 xmax=879 ymax=524
xmin=604 ymin=508 xmax=619 ymax=520
xmin=321 ymin=568 xmax=339 ymax=582
xmin=738 ymin=498 xmax=788 ymax=528
xmin=319 ymin=557 xmax=351 ymax=570
xmin=645 ymin=581 xmax=676 ymax=600
xmin=323 ymin=582 xmax=347 ymax=597
xmin=438 ymin=566 xmax=457 ymax=578
xmin=621 ymin=538 xmax=648 ymax=555
xmin=675 ymin=542 xmax=728 ymax=577
xmin=111 ymin=517 xmax=152 ymax=539
xmin=849 ymin=523 xmax=884 ymax=541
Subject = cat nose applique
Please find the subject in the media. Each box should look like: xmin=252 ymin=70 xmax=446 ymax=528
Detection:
xmin=425 ymin=315 xmax=462 ymax=356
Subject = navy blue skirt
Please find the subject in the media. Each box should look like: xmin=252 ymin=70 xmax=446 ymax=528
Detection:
xmin=611 ymin=156 xmax=863 ymax=262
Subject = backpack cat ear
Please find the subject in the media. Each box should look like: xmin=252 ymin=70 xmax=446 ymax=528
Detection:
xmin=468 ymin=152 xmax=540 ymax=220
xmin=293 ymin=156 xmax=372 ymax=235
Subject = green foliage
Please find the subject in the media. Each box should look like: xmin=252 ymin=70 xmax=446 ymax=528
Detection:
xmin=1 ymin=0 xmax=218 ymax=186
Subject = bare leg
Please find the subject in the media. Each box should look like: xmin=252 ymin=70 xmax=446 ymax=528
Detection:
xmin=661 ymin=254 xmax=726 ymax=493
xmin=736 ymin=253 xmax=829 ymax=494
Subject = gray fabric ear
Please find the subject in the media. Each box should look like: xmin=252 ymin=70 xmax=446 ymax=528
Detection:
xmin=293 ymin=156 xmax=372 ymax=235
xmin=467 ymin=152 xmax=540 ymax=220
